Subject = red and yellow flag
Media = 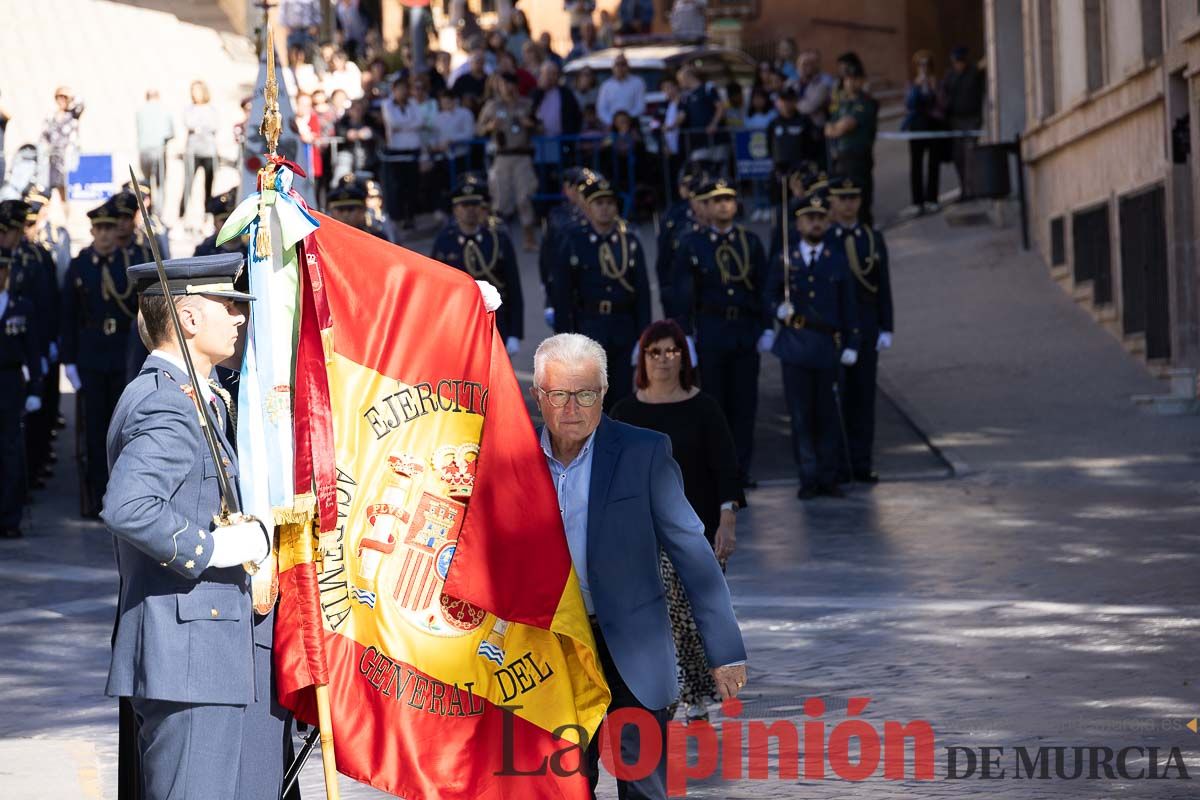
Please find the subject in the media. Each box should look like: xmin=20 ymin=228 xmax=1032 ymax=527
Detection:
xmin=275 ymin=214 xmax=609 ymax=799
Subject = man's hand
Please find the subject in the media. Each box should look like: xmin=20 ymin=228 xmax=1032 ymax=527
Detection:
xmin=714 ymin=513 xmax=736 ymax=561
xmin=64 ymin=363 xmax=82 ymax=391
xmin=756 ymin=329 xmax=775 ymax=354
xmin=877 ymin=331 xmax=893 ymax=351
xmin=24 ymin=395 xmax=42 ymax=415
xmin=476 ymin=280 xmax=502 ymax=312
xmin=710 ymin=663 xmax=747 ymax=700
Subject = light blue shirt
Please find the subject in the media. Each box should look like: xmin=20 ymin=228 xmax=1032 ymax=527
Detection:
xmin=540 ymin=426 xmax=597 ymax=613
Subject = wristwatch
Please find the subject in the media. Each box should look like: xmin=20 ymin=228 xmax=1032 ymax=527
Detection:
xmin=720 ymin=501 xmax=738 ymax=513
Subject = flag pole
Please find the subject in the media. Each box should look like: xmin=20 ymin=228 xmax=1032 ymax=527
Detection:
xmin=259 ymin=25 xmax=339 ymax=800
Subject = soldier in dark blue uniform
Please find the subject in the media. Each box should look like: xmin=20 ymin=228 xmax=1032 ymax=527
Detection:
xmin=766 ymin=191 xmax=860 ymax=499
xmin=327 ymin=176 xmax=391 ymax=241
xmin=827 ymin=176 xmax=893 ymax=482
xmin=25 ymin=188 xmax=68 ymax=448
xmin=1 ymin=200 xmax=59 ymax=488
xmin=0 ymin=250 xmax=43 ymax=537
xmin=655 ymin=168 xmax=708 ymax=320
xmin=111 ymin=191 xmax=157 ymax=267
xmin=540 ymin=167 xmax=591 ymax=327
xmin=672 ymin=178 xmax=772 ymax=488
xmin=431 ymin=176 xmax=525 ymax=355
xmin=552 ymin=175 xmax=652 ymax=410
xmin=193 ymin=189 xmax=241 ymax=257
xmin=62 ymin=201 xmax=137 ymax=517
xmin=121 ymin=179 xmax=171 ymax=259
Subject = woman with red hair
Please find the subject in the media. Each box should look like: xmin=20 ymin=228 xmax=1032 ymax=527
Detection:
xmin=611 ymin=319 xmax=742 ymax=722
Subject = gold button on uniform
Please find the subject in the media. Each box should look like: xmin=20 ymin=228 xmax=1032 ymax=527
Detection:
xmin=211 ymin=608 xmax=219 ymax=618
xmin=184 ymin=559 xmax=195 ymax=570
xmin=809 ymin=291 xmax=816 ymax=298
xmin=727 ymin=288 xmax=734 ymax=295
xmin=195 ymin=544 xmax=204 ymax=556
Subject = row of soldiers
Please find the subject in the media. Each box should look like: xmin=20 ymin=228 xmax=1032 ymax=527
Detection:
xmin=539 ymin=166 xmax=894 ymax=497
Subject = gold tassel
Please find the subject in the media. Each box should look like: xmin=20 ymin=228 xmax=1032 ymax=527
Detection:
xmin=254 ymin=166 xmax=273 ymax=258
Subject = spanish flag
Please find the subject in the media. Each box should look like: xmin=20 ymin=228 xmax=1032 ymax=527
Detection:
xmin=274 ymin=213 xmax=610 ymax=799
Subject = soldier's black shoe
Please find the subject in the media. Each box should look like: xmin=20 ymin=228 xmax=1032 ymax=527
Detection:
xmin=797 ymin=486 xmax=818 ymax=500
xmin=740 ymin=476 xmax=758 ymax=489
xmin=820 ymin=484 xmax=846 ymax=498
xmin=853 ymin=470 xmax=879 ymax=484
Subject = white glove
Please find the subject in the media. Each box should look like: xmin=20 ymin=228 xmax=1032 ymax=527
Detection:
xmin=476 ymin=280 xmax=502 ymax=312
xmin=64 ymin=363 xmax=82 ymax=391
xmin=48 ymin=342 xmax=59 ymax=362
xmin=840 ymin=348 xmax=858 ymax=367
xmin=756 ymin=329 xmax=775 ymax=353
xmin=24 ymin=395 xmax=42 ymax=414
xmin=776 ymin=301 xmax=795 ymax=321
xmin=40 ymin=357 xmax=49 ymax=375
xmin=505 ymin=336 xmax=520 ymax=355
xmin=630 ymin=342 xmax=640 ymax=366
xmin=543 ymin=307 xmax=555 ymax=327
xmin=208 ymin=520 xmax=271 ymax=569
xmin=877 ymin=331 xmax=893 ymax=351
xmin=686 ymin=335 xmax=697 ymax=365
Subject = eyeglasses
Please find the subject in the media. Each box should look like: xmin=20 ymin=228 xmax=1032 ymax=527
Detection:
xmin=537 ymin=387 xmax=601 ymax=408
xmin=646 ymin=347 xmax=681 ymax=361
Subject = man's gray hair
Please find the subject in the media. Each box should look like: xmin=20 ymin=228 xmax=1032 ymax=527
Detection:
xmin=534 ymin=334 xmax=608 ymax=390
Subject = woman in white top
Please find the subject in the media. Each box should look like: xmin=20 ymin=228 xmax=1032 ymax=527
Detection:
xmin=380 ymin=78 xmax=422 ymax=228
xmin=322 ymin=49 xmax=364 ymax=100
xmin=179 ymin=80 xmax=219 ymax=221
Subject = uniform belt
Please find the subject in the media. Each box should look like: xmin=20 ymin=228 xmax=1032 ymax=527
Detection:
xmin=699 ymin=304 xmax=758 ymax=321
xmin=786 ymin=315 xmax=838 ymax=336
xmin=586 ymin=299 xmax=634 ymax=316
xmin=85 ymin=318 xmax=131 ymax=335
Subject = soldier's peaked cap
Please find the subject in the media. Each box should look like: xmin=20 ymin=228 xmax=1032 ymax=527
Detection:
xmin=128 ymin=253 xmax=256 ymax=302
xmin=451 ymin=175 xmax=489 ymax=204
xmin=580 ymin=176 xmax=615 ymax=202
xmin=695 ymin=178 xmax=738 ymax=201
xmin=829 ymin=176 xmax=861 ymax=196
xmin=795 ymin=191 xmax=830 ymax=216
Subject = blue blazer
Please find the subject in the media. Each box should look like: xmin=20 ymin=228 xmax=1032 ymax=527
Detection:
xmin=102 ymin=354 xmax=258 ymax=705
xmin=583 ymin=416 xmax=746 ymax=710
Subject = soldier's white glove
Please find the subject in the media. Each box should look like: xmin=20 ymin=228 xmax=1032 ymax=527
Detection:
xmin=840 ymin=348 xmax=859 ymax=367
xmin=24 ymin=395 xmax=42 ymax=414
xmin=877 ymin=331 xmax=893 ymax=351
xmin=41 ymin=357 xmax=49 ymax=375
xmin=49 ymin=342 xmax=59 ymax=362
xmin=476 ymin=280 xmax=502 ymax=312
xmin=208 ymin=520 xmax=271 ymax=569
xmin=756 ymin=329 xmax=775 ymax=353
xmin=543 ymin=307 xmax=555 ymax=327
xmin=64 ymin=363 xmax=82 ymax=391
xmin=630 ymin=342 xmax=640 ymax=366
xmin=505 ymin=336 xmax=520 ymax=355
xmin=686 ymin=335 xmax=697 ymax=365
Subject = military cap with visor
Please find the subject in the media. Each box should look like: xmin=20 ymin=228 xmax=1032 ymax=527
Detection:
xmin=127 ymin=253 xmax=256 ymax=302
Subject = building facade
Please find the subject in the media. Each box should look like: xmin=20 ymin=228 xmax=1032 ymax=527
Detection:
xmin=997 ymin=0 xmax=1199 ymax=369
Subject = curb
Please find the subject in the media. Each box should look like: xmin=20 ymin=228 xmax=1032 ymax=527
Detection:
xmin=877 ymin=372 xmax=971 ymax=478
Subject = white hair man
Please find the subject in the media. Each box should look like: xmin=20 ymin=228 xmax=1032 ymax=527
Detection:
xmin=531 ymin=333 xmax=747 ymax=799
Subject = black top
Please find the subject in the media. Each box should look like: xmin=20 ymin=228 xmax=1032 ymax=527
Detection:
xmin=610 ymin=391 xmax=743 ymax=542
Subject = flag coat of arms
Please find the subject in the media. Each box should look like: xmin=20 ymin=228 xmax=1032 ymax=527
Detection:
xmin=274 ymin=214 xmax=610 ymax=799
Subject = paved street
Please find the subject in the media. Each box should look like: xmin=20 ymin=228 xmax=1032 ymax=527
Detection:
xmin=3 ymin=191 xmax=1200 ymax=800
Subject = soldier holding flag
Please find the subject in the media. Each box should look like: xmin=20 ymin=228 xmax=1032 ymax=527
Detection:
xmin=102 ymin=252 xmax=289 ymax=799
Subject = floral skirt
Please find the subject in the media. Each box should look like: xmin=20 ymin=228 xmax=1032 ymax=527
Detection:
xmin=659 ymin=551 xmax=719 ymax=709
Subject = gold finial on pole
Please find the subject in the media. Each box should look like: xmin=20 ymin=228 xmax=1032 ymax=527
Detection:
xmin=261 ymin=27 xmax=282 ymax=158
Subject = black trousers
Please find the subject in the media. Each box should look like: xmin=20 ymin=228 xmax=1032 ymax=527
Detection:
xmin=585 ymin=621 xmax=670 ymax=800
xmin=908 ymin=139 xmax=941 ymax=206
xmin=841 ymin=337 xmax=879 ymax=474
xmin=0 ymin=375 xmax=27 ymax=528
xmin=698 ymin=340 xmax=759 ymax=480
xmin=780 ymin=364 xmax=840 ymax=489
xmin=179 ymin=155 xmax=215 ymax=217
xmin=383 ymin=154 xmax=420 ymax=225
xmin=79 ymin=367 xmax=125 ymax=512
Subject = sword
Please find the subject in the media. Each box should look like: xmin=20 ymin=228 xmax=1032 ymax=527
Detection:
xmin=777 ymin=177 xmax=794 ymax=320
xmin=128 ymin=166 xmax=262 ymax=572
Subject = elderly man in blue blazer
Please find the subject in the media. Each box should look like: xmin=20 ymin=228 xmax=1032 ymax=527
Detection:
xmin=102 ymin=253 xmax=285 ymax=800
xmin=532 ymin=332 xmax=748 ymax=799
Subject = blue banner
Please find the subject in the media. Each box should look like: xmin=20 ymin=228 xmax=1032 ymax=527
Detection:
xmin=734 ymin=130 xmax=773 ymax=179
xmin=68 ymin=154 xmax=115 ymax=201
